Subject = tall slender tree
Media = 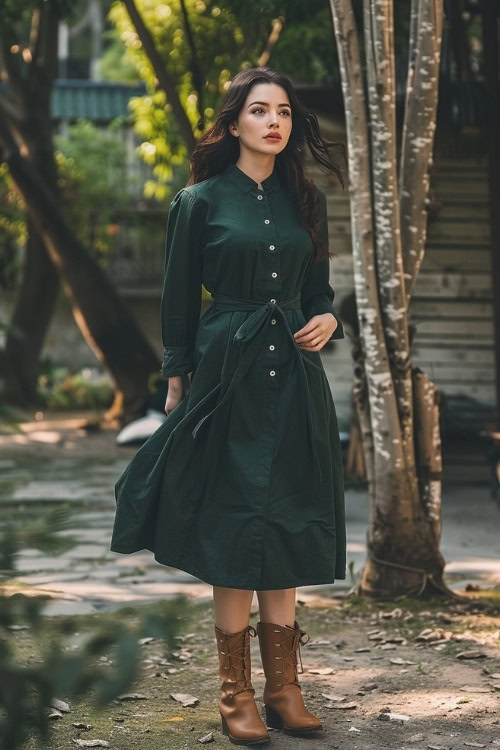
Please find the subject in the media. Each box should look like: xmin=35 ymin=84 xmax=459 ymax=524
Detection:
xmin=329 ymin=0 xmax=446 ymax=597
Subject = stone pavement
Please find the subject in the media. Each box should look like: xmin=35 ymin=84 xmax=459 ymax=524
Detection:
xmin=1 ymin=416 xmax=499 ymax=615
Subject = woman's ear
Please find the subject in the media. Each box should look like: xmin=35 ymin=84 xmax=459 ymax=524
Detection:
xmin=229 ymin=121 xmax=239 ymax=137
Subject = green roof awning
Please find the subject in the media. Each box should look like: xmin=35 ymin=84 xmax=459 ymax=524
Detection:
xmin=51 ymin=79 xmax=147 ymax=121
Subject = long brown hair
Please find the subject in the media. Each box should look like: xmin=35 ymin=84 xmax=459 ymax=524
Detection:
xmin=186 ymin=67 xmax=346 ymax=261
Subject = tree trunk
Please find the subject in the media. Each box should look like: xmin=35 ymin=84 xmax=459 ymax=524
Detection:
xmin=329 ymin=0 xmax=448 ymax=597
xmin=0 ymin=118 xmax=160 ymax=425
xmin=4 ymin=221 xmax=60 ymax=406
xmin=0 ymin=4 xmax=161 ymax=424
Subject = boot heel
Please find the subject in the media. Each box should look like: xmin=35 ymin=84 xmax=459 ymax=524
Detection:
xmin=220 ymin=711 xmax=270 ymax=745
xmin=264 ymin=704 xmax=283 ymax=730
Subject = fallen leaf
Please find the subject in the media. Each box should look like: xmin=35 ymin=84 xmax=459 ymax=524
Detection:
xmin=198 ymin=731 xmax=215 ymax=744
xmin=72 ymin=741 xmax=109 ymax=748
xmin=459 ymin=686 xmax=490 ymax=693
xmin=51 ymin=699 xmax=70 ymax=713
xmin=355 ymin=647 xmax=370 ymax=653
xmin=138 ymin=637 xmax=154 ymax=646
xmin=348 ymin=726 xmax=361 ymax=733
xmin=165 ymin=717 xmax=184 ymax=722
xmin=389 ymin=657 xmax=416 ymax=665
xmin=73 ymin=723 xmax=92 ymax=730
xmin=464 ymin=743 xmax=486 ymax=748
xmin=116 ymin=694 xmax=148 ymax=701
xmin=326 ymin=702 xmax=357 ymax=710
xmin=407 ymin=734 xmax=425 ymax=742
xmin=48 ymin=709 xmax=63 ymax=720
xmin=378 ymin=712 xmax=410 ymax=722
xmin=320 ymin=693 xmax=346 ymax=702
xmin=308 ymin=667 xmax=335 ymax=675
xmin=169 ymin=692 xmax=199 ymax=707
xmin=309 ymin=639 xmax=331 ymax=646
xmin=380 ymin=607 xmax=403 ymax=619
xmin=456 ymin=651 xmax=487 ymax=660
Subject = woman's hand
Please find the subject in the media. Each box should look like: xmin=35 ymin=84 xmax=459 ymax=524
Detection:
xmin=293 ymin=313 xmax=338 ymax=352
xmin=165 ymin=374 xmax=190 ymax=415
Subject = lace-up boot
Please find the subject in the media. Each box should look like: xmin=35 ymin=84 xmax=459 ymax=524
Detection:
xmin=256 ymin=620 xmax=323 ymax=735
xmin=215 ymin=624 xmax=270 ymax=745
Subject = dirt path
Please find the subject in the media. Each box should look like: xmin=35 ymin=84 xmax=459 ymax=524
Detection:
xmin=12 ymin=595 xmax=500 ymax=749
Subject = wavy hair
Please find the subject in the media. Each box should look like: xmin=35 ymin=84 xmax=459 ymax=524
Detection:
xmin=186 ymin=67 xmax=346 ymax=261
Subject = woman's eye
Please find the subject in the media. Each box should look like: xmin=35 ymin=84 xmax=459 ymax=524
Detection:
xmin=251 ymin=108 xmax=290 ymax=115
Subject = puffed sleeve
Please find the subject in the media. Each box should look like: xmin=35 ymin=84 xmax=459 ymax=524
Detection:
xmin=160 ymin=188 xmax=206 ymax=377
xmin=300 ymin=186 xmax=344 ymax=341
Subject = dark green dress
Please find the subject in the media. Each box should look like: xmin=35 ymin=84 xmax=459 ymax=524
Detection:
xmin=110 ymin=160 xmax=346 ymax=590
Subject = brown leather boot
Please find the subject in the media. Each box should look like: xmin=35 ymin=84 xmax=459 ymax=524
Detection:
xmin=257 ymin=620 xmax=323 ymax=735
xmin=214 ymin=623 xmax=270 ymax=745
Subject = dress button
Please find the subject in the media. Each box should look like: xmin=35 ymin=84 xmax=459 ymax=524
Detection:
xmin=269 ymin=245 xmax=275 ymax=250
xmin=270 ymin=298 xmax=276 ymax=303
xmin=271 ymin=318 xmax=276 ymax=324
xmin=257 ymin=194 xmax=263 ymax=200
xmin=271 ymin=272 xmax=277 ymax=278
xmin=264 ymin=219 xmax=270 ymax=224
xmin=269 ymin=345 xmax=275 ymax=351
xmin=270 ymin=370 xmax=276 ymax=376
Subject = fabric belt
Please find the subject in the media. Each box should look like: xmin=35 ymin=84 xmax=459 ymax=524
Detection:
xmin=190 ymin=293 xmax=325 ymax=491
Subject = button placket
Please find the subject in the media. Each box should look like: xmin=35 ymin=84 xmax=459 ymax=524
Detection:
xmin=254 ymin=188 xmax=280 ymax=386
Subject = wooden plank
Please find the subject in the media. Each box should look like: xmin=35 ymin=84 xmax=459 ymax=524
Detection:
xmin=410 ymin=300 xmax=492 ymax=318
xmin=412 ymin=346 xmax=494 ymax=364
xmin=331 ymin=264 xmax=493 ymax=300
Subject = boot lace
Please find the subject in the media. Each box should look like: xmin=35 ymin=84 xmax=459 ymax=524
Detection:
xmin=275 ymin=623 xmax=310 ymax=685
xmin=221 ymin=625 xmax=256 ymax=697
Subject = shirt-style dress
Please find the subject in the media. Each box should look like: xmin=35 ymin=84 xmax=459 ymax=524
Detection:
xmin=110 ymin=160 xmax=347 ymax=590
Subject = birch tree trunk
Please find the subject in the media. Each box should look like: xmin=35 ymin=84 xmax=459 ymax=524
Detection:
xmin=330 ymin=0 xmax=447 ymax=597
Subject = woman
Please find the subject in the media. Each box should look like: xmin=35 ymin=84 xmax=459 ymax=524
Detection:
xmin=111 ymin=66 xmax=347 ymax=745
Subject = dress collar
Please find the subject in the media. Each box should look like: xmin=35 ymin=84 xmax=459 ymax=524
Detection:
xmin=223 ymin=160 xmax=281 ymax=194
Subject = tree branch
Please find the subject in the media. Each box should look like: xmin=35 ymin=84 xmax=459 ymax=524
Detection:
xmin=121 ymin=0 xmax=197 ymax=153
xmin=399 ymin=0 xmax=444 ymax=305
xmin=257 ymin=17 xmax=284 ymax=67
xmin=0 ymin=28 xmax=26 ymax=101
xmin=179 ymin=0 xmax=205 ymax=132
xmin=0 ymin=88 xmax=24 ymax=126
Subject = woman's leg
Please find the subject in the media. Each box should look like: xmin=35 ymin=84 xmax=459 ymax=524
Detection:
xmin=256 ymin=587 xmax=296 ymax=626
xmin=212 ymin=585 xmax=254 ymax=632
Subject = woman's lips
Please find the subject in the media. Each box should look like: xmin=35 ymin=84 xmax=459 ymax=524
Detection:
xmin=264 ymin=135 xmax=281 ymax=141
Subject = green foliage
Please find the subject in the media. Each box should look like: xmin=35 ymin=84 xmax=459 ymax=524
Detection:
xmin=0 ymin=506 xmax=195 ymax=750
xmin=0 ymin=593 xmax=193 ymax=750
xmin=106 ymin=0 xmax=249 ymax=200
xmin=54 ymin=120 xmax=136 ymax=260
xmin=98 ymin=28 xmax=144 ymax=83
xmin=36 ymin=361 xmax=114 ymax=410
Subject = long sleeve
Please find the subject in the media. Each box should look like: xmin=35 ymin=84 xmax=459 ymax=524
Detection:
xmin=160 ymin=188 xmax=206 ymax=377
xmin=300 ymin=186 xmax=344 ymax=341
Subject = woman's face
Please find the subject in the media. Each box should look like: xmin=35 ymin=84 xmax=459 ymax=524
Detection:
xmin=229 ymin=82 xmax=292 ymax=155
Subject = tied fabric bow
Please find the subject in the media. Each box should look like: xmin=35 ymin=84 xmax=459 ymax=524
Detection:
xmin=190 ymin=293 xmax=326 ymax=497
